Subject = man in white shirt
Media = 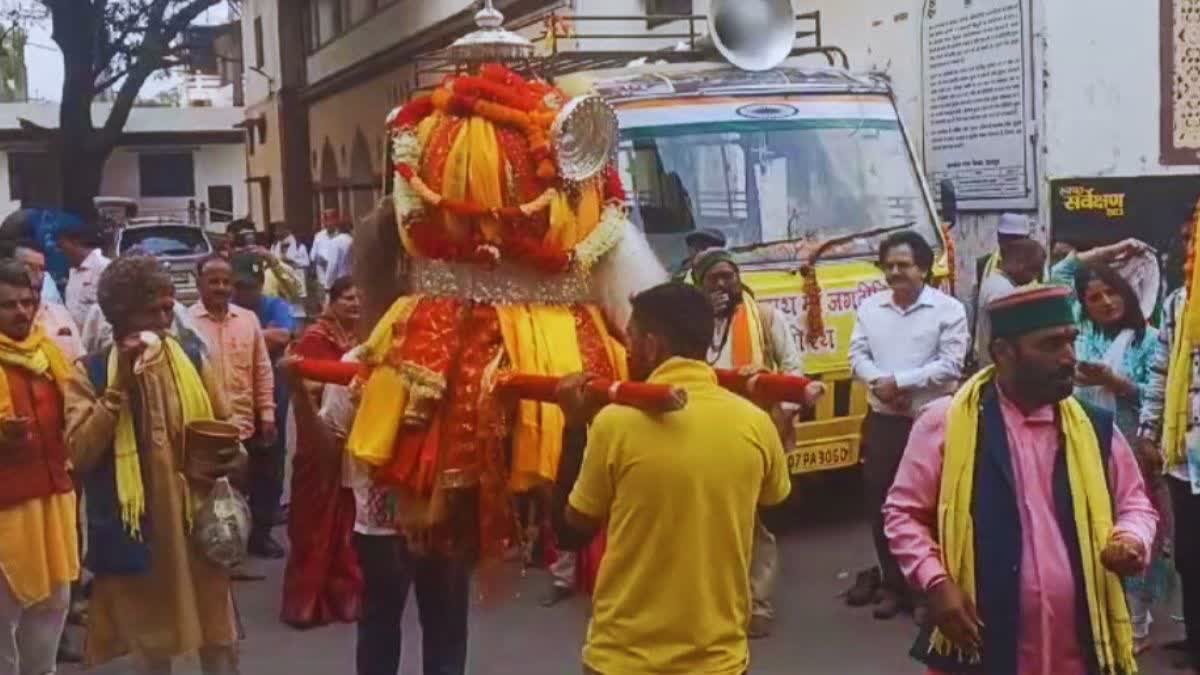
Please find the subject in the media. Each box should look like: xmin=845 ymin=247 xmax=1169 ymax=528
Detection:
xmin=269 ymin=222 xmax=310 ymax=320
xmin=973 ymin=238 xmax=1046 ymax=367
xmin=56 ymin=226 xmax=110 ymax=329
xmin=847 ymin=230 xmax=969 ymax=620
xmin=311 ymin=209 xmax=353 ymax=298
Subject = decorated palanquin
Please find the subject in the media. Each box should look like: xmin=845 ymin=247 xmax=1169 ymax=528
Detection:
xmin=345 ymin=54 xmax=639 ymax=561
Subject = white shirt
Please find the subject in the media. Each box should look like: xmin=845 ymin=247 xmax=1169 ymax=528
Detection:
xmin=311 ymin=229 xmax=353 ymax=291
xmin=974 ymin=271 xmax=1017 ymax=367
xmin=320 ymin=349 xmax=397 ymax=536
xmin=65 ymin=249 xmax=110 ymax=329
xmin=849 ymin=285 xmax=969 ymax=417
xmin=38 ymin=302 xmax=82 ymax=362
xmin=271 ymin=235 xmax=311 ymax=272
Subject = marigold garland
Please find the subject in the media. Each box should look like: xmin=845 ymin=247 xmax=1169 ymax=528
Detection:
xmin=939 ymin=222 xmax=957 ymax=295
xmin=396 ymin=163 xmax=556 ymax=220
xmin=800 ymin=266 xmax=825 ymax=349
xmin=388 ymin=62 xmax=630 ymax=275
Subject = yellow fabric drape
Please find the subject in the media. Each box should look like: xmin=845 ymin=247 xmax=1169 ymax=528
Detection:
xmin=465 ymin=117 xmax=504 ymax=243
xmin=0 ymin=325 xmax=72 ymax=418
xmin=0 ymin=326 xmax=79 ymax=607
xmin=1165 ymin=208 xmax=1200 ymax=468
xmin=441 ymin=119 xmax=473 ymax=243
xmin=1164 ymin=296 xmax=1192 ymax=469
xmin=347 ymin=296 xmax=420 ymax=467
xmin=0 ymin=492 xmax=78 ymax=607
xmin=109 ymin=338 xmax=214 ymax=539
xmin=544 ymin=191 xmax=577 ymax=252
xmin=497 ymin=305 xmax=584 ymax=489
xmin=544 ymin=183 xmax=603 ymax=251
xmin=934 ymin=367 xmax=1136 ymax=673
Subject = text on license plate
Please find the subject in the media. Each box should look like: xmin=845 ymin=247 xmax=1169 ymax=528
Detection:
xmin=787 ymin=441 xmax=857 ymax=475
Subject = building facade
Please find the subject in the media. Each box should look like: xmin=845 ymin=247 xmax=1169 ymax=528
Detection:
xmin=0 ymin=103 xmax=246 ymax=226
xmin=794 ymin=0 xmax=1200 ymax=304
xmin=239 ymin=0 xmax=724 ymax=238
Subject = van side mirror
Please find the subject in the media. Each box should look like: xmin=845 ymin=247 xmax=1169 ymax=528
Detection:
xmin=939 ymin=179 xmax=957 ymax=230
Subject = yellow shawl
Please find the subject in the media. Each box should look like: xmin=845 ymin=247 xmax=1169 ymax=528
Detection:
xmin=0 ymin=325 xmax=72 ymax=415
xmin=935 ymin=367 xmax=1136 ymax=673
xmin=1164 ymin=211 xmax=1200 ymax=468
xmin=108 ymin=337 xmax=213 ymax=538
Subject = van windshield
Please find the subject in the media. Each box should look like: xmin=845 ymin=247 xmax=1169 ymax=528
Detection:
xmin=616 ymin=118 xmax=939 ymax=270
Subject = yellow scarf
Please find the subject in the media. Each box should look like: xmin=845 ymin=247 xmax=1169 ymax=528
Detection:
xmin=936 ymin=367 xmax=1136 ymax=673
xmin=1164 ymin=207 xmax=1200 ymax=467
xmin=0 ymin=325 xmax=72 ymax=417
xmin=108 ymin=337 xmax=214 ymax=539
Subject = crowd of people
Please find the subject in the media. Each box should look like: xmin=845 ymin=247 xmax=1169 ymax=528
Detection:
xmin=1 ymin=197 xmax=1199 ymax=675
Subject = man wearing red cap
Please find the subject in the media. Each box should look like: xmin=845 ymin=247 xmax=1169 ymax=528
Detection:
xmin=885 ymin=285 xmax=1156 ymax=675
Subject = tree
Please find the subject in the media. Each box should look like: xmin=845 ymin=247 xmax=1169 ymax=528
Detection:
xmin=41 ymin=0 xmax=223 ymax=217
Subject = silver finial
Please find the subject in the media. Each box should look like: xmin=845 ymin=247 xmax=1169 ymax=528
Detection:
xmin=446 ymin=0 xmax=535 ymax=63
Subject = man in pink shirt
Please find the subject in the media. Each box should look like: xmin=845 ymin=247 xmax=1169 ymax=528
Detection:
xmin=189 ymin=255 xmax=279 ymax=557
xmin=884 ymin=285 xmax=1156 ymax=675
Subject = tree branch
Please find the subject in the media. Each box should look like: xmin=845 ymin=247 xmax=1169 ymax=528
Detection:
xmin=92 ymin=63 xmax=134 ymax=93
xmin=163 ymin=0 xmax=223 ymax=40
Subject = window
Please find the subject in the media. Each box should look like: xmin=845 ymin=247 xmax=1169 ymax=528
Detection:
xmin=119 ymin=226 xmax=211 ymax=256
xmin=208 ymin=185 xmax=234 ymax=223
xmin=646 ymin=0 xmax=692 ymax=29
xmin=617 ymin=117 xmax=937 ymax=267
xmin=7 ymin=152 xmax=58 ymax=206
xmin=139 ymin=152 xmax=195 ymax=197
xmin=253 ymin=16 xmax=264 ymax=68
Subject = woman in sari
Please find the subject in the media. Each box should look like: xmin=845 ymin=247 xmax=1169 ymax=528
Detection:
xmin=280 ymin=276 xmax=363 ymax=628
xmin=1052 ymin=252 xmax=1170 ymax=652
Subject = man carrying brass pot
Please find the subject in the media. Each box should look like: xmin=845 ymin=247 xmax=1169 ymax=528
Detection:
xmin=64 ymin=255 xmax=241 ymax=674
xmin=0 ymin=259 xmax=79 ymax=674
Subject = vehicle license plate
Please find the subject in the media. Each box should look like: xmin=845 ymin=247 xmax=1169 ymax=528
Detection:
xmin=786 ymin=440 xmax=857 ymax=475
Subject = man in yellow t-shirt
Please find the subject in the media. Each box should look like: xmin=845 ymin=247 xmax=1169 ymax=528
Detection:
xmin=560 ymin=282 xmax=791 ymax=675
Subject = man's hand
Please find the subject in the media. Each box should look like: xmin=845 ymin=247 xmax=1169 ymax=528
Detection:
xmin=1079 ymin=238 xmax=1149 ymax=265
xmin=803 ymin=381 xmax=827 ymax=406
xmin=927 ymin=579 xmax=983 ymax=651
xmin=259 ymin=418 xmax=278 ymax=446
xmin=1133 ymin=438 xmax=1164 ymax=477
xmin=1074 ymin=361 xmax=1113 ymax=388
xmin=1101 ymin=533 xmax=1146 ymax=577
xmin=556 ymin=373 xmax=604 ymax=428
xmin=871 ymin=376 xmax=902 ymax=403
xmin=769 ymin=405 xmax=797 ymax=448
xmin=114 ymin=334 xmax=148 ymax=388
xmin=709 ymin=290 xmax=731 ymax=316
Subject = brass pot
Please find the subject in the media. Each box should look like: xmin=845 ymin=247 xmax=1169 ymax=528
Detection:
xmin=184 ymin=420 xmax=247 ymax=487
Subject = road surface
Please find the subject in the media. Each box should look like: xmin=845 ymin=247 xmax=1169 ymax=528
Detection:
xmin=62 ymin=473 xmax=1183 ymax=673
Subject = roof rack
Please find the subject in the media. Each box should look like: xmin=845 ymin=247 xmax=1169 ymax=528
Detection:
xmin=413 ymin=10 xmax=849 ymax=86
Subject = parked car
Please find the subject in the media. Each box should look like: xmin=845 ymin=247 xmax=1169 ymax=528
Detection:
xmin=115 ymin=221 xmax=213 ymax=305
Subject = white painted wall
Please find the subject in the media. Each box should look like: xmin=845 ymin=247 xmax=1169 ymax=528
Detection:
xmin=94 ymin=144 xmax=248 ymax=225
xmin=241 ymin=0 xmax=281 ymax=106
xmin=1042 ymin=0 xmax=1185 ymax=179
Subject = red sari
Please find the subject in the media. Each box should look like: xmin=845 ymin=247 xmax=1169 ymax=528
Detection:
xmin=280 ymin=317 xmax=363 ymax=628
